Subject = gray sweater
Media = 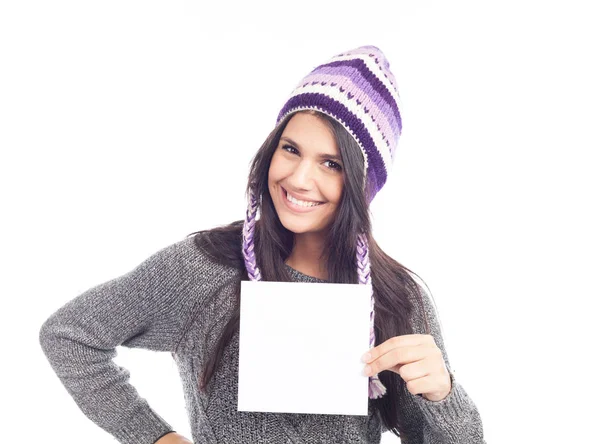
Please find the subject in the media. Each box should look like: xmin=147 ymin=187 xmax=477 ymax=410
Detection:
xmin=39 ymin=235 xmax=486 ymax=443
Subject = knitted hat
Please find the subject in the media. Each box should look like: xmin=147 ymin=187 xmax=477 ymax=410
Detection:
xmin=242 ymin=45 xmax=402 ymax=399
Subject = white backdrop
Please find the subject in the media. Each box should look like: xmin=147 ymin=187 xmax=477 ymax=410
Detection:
xmin=2 ymin=1 xmax=598 ymax=443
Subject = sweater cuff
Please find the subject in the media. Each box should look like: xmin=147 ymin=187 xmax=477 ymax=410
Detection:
xmin=411 ymin=371 xmax=474 ymax=428
xmin=112 ymin=404 xmax=175 ymax=444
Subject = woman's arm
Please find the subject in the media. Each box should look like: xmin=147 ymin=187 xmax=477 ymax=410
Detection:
xmin=397 ymin=283 xmax=486 ymax=443
xmin=38 ymin=237 xmax=220 ymax=444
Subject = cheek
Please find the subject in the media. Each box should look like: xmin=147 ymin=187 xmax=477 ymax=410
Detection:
xmin=267 ymin=162 xmax=280 ymax=188
xmin=324 ymin=178 xmax=344 ymax=204
xmin=268 ymin=154 xmax=286 ymax=182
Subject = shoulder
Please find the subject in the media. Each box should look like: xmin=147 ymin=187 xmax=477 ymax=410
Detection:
xmin=142 ymin=234 xmax=243 ymax=285
xmin=402 ymin=271 xmax=441 ymax=335
xmin=404 ymin=274 xmax=452 ymax=367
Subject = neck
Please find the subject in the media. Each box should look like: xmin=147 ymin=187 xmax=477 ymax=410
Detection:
xmin=285 ymin=232 xmax=328 ymax=280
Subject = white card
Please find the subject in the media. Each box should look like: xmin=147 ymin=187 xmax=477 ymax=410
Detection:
xmin=238 ymin=280 xmax=372 ymax=416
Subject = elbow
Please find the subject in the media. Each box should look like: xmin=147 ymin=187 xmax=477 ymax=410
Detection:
xmin=38 ymin=314 xmax=60 ymax=357
xmin=38 ymin=316 xmax=52 ymax=354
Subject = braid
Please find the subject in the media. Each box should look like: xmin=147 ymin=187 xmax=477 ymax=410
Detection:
xmin=242 ymin=187 xmax=262 ymax=281
xmin=357 ymin=233 xmax=387 ymax=399
xmin=356 ymin=232 xmax=371 ymax=285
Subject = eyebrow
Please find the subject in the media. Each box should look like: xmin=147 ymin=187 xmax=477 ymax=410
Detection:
xmin=280 ymin=136 xmax=342 ymax=163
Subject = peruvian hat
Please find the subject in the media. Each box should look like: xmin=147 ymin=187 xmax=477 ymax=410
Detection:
xmin=242 ymin=45 xmax=402 ymax=399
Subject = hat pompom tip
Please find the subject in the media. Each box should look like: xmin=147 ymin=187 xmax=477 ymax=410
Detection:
xmin=368 ymin=376 xmax=387 ymax=399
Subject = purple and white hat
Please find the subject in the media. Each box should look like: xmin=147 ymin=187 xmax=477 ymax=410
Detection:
xmin=242 ymin=45 xmax=403 ymax=399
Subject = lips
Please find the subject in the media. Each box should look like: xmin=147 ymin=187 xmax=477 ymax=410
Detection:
xmin=281 ymin=186 xmax=323 ymax=204
xmin=280 ymin=186 xmax=325 ymax=213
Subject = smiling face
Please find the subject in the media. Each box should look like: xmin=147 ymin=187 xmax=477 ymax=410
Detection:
xmin=268 ymin=112 xmax=344 ymax=237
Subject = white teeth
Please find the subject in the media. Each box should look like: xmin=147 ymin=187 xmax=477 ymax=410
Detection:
xmin=286 ymin=191 xmax=321 ymax=207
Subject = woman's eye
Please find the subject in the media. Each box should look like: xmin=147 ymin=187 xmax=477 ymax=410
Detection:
xmin=325 ymin=160 xmax=342 ymax=171
xmin=281 ymin=144 xmax=341 ymax=171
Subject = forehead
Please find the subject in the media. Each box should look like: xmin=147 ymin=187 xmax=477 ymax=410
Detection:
xmin=281 ymin=113 xmax=339 ymax=154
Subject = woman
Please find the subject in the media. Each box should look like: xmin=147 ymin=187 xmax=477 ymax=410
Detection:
xmin=39 ymin=45 xmax=486 ymax=443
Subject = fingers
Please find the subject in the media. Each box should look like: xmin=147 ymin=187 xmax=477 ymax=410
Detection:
xmin=363 ymin=345 xmax=431 ymax=376
xmin=362 ymin=334 xmax=435 ymax=363
xmin=405 ymin=374 xmax=436 ymax=396
xmin=362 ymin=334 xmax=434 ymax=363
xmin=406 ymin=365 xmax=452 ymax=400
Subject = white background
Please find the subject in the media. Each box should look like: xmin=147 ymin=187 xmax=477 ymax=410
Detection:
xmin=1 ymin=1 xmax=598 ymax=443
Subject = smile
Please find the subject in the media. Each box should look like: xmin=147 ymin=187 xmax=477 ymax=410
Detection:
xmin=281 ymin=186 xmax=324 ymax=212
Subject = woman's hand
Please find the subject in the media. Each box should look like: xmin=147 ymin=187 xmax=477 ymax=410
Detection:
xmin=362 ymin=334 xmax=452 ymax=402
xmin=155 ymin=432 xmax=193 ymax=444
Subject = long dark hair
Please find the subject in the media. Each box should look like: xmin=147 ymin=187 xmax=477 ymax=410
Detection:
xmin=185 ymin=110 xmax=431 ymax=438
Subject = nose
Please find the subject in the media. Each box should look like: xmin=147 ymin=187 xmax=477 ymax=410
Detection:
xmin=287 ymin=158 xmax=316 ymax=191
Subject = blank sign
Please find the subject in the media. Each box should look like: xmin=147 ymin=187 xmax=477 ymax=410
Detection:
xmin=238 ymin=280 xmax=372 ymax=415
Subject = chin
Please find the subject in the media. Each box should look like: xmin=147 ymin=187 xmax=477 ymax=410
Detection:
xmin=269 ymin=186 xmax=333 ymax=235
xmin=278 ymin=217 xmax=313 ymax=234
xmin=278 ymin=214 xmax=329 ymax=236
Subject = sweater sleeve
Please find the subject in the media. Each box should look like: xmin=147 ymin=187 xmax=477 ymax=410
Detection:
xmin=396 ymin=283 xmax=487 ymax=444
xmin=38 ymin=236 xmax=219 ymax=444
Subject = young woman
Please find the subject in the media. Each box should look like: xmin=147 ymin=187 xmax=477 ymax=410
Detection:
xmin=40 ymin=45 xmax=486 ymax=443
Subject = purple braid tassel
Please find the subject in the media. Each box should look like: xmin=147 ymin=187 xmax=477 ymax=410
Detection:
xmin=357 ymin=233 xmax=387 ymax=399
xmin=243 ymin=188 xmax=262 ymax=281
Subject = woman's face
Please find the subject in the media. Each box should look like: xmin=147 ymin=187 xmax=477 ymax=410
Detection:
xmin=268 ymin=112 xmax=344 ymax=237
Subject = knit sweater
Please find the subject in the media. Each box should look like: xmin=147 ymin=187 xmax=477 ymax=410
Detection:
xmin=39 ymin=235 xmax=486 ymax=443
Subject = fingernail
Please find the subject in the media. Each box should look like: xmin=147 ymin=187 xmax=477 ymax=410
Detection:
xmin=362 ymin=365 xmax=372 ymax=376
xmin=361 ymin=352 xmax=371 ymax=363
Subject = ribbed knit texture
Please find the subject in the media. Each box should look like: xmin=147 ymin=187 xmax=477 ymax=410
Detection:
xmin=39 ymin=236 xmax=486 ymax=443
